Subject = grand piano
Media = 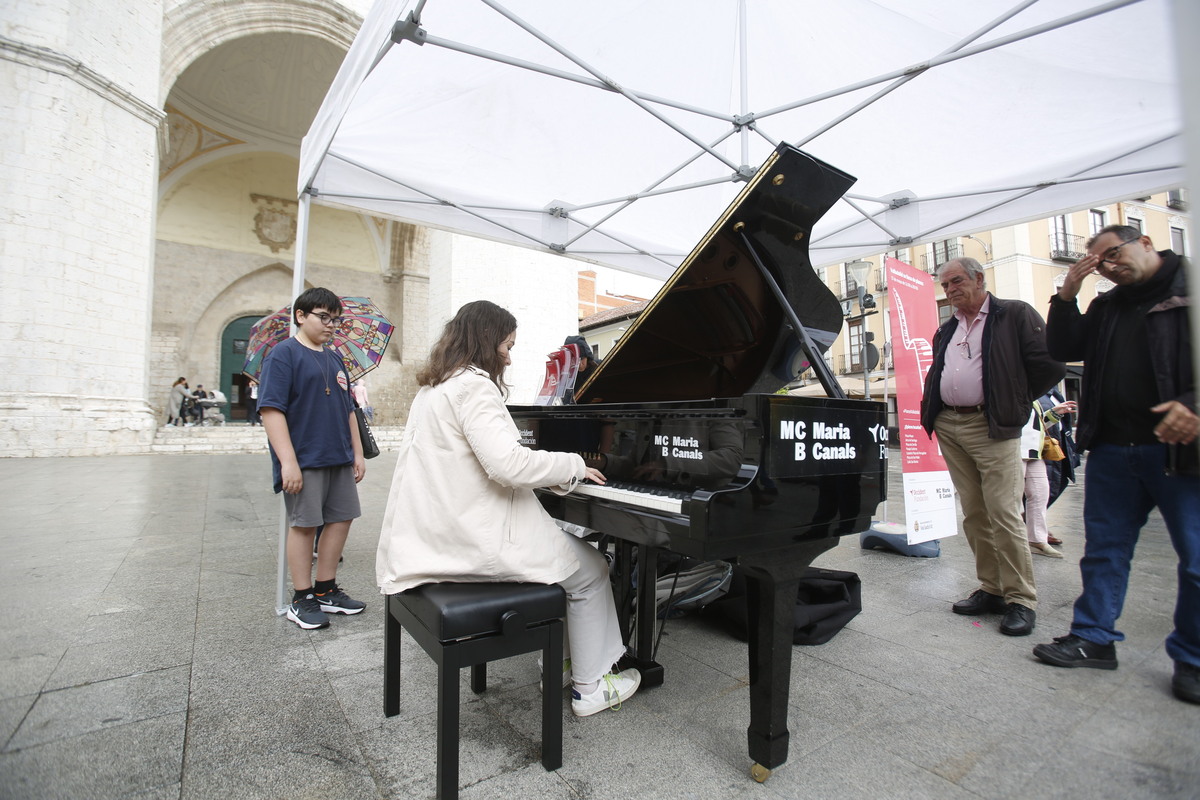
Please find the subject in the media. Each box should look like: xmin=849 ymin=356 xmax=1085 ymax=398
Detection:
xmin=509 ymin=144 xmax=888 ymax=781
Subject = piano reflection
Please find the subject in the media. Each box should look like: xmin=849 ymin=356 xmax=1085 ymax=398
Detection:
xmin=509 ymin=144 xmax=888 ymax=782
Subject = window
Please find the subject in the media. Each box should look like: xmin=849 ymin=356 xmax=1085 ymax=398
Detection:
xmin=1052 ymin=215 xmax=1068 ymax=239
xmin=848 ymin=320 xmax=863 ymax=370
xmin=1168 ymin=189 xmax=1188 ymax=210
xmin=1049 ymin=216 xmax=1085 ymax=261
xmin=937 ymin=299 xmax=953 ymax=327
xmin=1089 ymin=209 xmax=1106 ymax=235
xmin=1128 ymin=217 xmax=1144 ymax=234
xmin=1171 ymin=226 xmax=1188 ymax=256
xmin=932 ymin=240 xmax=955 ymax=266
xmin=1050 ymin=215 xmax=1069 ymax=251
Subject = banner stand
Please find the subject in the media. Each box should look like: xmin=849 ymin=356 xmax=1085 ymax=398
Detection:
xmin=858 ymin=257 xmax=956 ymax=558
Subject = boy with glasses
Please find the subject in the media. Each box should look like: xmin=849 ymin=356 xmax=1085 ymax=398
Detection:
xmin=260 ymin=287 xmax=368 ymax=629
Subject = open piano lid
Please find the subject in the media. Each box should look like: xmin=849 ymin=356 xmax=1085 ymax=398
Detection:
xmin=575 ymin=144 xmax=855 ymax=405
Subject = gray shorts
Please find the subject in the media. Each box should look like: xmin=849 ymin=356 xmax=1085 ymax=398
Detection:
xmin=283 ymin=465 xmax=362 ymax=528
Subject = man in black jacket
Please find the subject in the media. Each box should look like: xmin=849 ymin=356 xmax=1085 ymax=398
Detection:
xmin=1032 ymin=225 xmax=1199 ymax=705
xmin=920 ymin=258 xmax=1064 ymax=636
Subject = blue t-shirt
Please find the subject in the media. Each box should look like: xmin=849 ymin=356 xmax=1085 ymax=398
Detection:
xmin=258 ymin=337 xmax=355 ymax=492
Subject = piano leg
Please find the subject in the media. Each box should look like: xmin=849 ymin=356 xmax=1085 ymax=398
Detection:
xmin=614 ymin=540 xmax=665 ymax=688
xmin=739 ymin=538 xmax=838 ymax=780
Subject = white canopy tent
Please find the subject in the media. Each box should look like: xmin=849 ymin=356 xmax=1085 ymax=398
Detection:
xmin=279 ymin=0 xmax=1191 ymax=614
xmin=298 ymin=0 xmax=1185 ymax=284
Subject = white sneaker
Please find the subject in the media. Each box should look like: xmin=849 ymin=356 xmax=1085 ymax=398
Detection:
xmin=571 ymin=668 xmax=641 ymax=717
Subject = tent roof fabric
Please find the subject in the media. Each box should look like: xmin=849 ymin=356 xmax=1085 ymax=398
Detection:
xmin=301 ymin=0 xmax=1183 ymax=280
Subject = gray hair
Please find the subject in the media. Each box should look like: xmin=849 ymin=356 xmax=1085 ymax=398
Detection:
xmin=936 ymin=256 xmax=986 ymax=286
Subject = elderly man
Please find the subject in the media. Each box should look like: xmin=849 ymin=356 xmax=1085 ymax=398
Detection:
xmin=920 ymin=258 xmax=1065 ymax=636
xmin=1033 ymin=226 xmax=1199 ymax=705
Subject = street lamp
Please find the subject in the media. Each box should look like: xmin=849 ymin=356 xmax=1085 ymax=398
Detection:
xmin=845 ymin=260 xmax=878 ymax=399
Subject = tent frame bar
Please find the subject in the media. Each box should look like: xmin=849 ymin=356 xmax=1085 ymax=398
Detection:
xmin=758 ymin=0 xmax=1143 ymax=122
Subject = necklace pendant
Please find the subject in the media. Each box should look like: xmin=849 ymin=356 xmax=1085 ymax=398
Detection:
xmin=325 ymin=387 xmax=331 ymax=396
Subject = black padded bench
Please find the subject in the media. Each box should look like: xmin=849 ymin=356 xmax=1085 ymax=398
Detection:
xmin=384 ymin=582 xmax=567 ymax=800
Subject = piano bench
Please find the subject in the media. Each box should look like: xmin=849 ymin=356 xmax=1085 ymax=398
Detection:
xmin=384 ymin=582 xmax=567 ymax=800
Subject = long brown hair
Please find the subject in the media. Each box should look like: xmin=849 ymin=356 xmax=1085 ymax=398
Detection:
xmin=417 ymin=300 xmax=517 ymax=393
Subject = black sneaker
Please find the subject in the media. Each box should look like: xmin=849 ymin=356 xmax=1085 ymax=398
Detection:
xmin=952 ymin=589 xmax=1007 ymax=616
xmin=315 ymin=587 xmax=366 ymax=615
xmin=287 ymin=593 xmax=330 ymax=630
xmin=1032 ymin=634 xmax=1117 ymax=669
xmin=1172 ymin=661 xmax=1200 ymax=704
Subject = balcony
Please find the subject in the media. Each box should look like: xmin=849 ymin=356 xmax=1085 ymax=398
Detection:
xmin=837 ymin=278 xmax=861 ymax=299
xmin=919 ymin=242 xmax=964 ymax=273
xmin=1049 ymin=232 xmax=1087 ymax=263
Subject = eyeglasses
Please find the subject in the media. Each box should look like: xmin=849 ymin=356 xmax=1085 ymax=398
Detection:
xmin=306 ymin=312 xmax=344 ymax=327
xmin=1098 ymin=238 xmax=1139 ymax=265
xmin=956 ymin=340 xmax=972 ymax=360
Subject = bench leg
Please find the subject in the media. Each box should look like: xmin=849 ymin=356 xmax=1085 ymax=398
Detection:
xmin=384 ymin=599 xmax=402 ymax=717
xmin=436 ymin=661 xmax=461 ymax=800
xmin=541 ymin=619 xmax=563 ymax=771
xmin=470 ymin=663 xmax=486 ymax=694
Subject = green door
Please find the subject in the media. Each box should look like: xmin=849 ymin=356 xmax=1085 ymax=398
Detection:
xmin=221 ymin=316 xmax=262 ymax=422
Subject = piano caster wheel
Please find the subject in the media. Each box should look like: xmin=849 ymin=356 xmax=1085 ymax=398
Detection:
xmin=750 ymin=763 xmax=772 ymax=783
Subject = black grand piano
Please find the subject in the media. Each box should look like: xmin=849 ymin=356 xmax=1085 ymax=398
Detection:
xmin=509 ymin=144 xmax=888 ymax=781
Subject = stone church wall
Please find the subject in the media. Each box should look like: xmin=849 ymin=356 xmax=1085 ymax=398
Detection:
xmin=0 ymin=0 xmax=165 ymax=456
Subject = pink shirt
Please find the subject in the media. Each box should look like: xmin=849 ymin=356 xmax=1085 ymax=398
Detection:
xmin=939 ymin=295 xmax=989 ymax=407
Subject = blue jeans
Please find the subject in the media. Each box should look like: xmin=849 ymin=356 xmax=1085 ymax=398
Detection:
xmin=1072 ymin=443 xmax=1200 ymax=666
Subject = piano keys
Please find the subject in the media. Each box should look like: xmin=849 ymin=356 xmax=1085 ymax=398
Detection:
xmin=509 ymin=143 xmax=887 ymax=782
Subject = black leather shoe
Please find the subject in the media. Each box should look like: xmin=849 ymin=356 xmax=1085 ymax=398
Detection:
xmin=999 ymin=603 xmax=1036 ymax=636
xmin=952 ymin=589 xmax=1007 ymax=616
xmin=1173 ymin=661 xmax=1200 ymax=704
xmin=1033 ymin=634 xmax=1117 ymax=668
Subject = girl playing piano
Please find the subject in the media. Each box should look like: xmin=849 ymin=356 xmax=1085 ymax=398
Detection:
xmin=375 ymin=300 xmax=641 ymax=716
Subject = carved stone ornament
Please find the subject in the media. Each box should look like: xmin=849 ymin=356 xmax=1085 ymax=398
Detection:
xmin=250 ymin=194 xmax=298 ymax=253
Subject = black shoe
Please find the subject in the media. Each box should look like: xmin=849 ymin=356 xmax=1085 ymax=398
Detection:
xmin=1032 ymin=634 xmax=1117 ymax=669
xmin=952 ymin=589 xmax=1007 ymax=616
xmin=1000 ymin=603 xmax=1036 ymax=636
xmin=1172 ymin=661 xmax=1200 ymax=704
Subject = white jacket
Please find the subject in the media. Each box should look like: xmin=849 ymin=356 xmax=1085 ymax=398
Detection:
xmin=375 ymin=366 xmax=586 ymax=595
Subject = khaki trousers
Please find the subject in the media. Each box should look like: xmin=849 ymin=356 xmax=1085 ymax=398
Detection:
xmin=935 ymin=409 xmax=1037 ymax=609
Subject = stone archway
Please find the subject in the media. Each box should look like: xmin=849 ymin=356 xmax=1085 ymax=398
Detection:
xmin=159 ymin=0 xmax=360 ymax=106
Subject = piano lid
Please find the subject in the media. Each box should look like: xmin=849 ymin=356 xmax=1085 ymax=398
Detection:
xmin=575 ymin=144 xmax=856 ymax=405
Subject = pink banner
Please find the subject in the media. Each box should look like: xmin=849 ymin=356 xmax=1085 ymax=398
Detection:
xmin=885 ymin=257 xmax=955 ymax=544
xmin=886 ymin=257 xmax=945 ymax=472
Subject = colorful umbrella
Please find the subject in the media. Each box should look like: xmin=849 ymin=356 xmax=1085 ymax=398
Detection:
xmin=241 ymin=296 xmax=394 ymax=382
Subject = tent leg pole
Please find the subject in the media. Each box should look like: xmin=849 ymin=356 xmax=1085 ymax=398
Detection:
xmin=276 ymin=495 xmax=289 ymax=615
xmin=276 ymin=193 xmax=313 ymax=616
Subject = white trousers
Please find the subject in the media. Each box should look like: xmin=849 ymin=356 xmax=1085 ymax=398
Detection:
xmin=1023 ymin=458 xmax=1050 ymax=544
xmin=558 ymin=535 xmax=626 ymax=684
